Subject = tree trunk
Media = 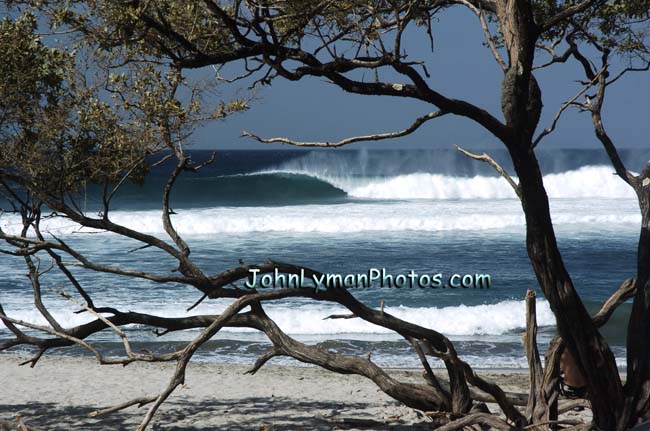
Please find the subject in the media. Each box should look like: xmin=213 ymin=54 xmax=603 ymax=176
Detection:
xmin=510 ymin=147 xmax=624 ymax=429
xmin=622 ymin=166 xmax=650 ymax=428
xmin=494 ymin=1 xmax=624 ymax=427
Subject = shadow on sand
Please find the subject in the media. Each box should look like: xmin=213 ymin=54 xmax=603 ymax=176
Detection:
xmin=0 ymin=396 xmax=432 ymax=430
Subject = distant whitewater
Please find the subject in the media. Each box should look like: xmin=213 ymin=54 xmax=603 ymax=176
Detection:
xmin=0 ymin=164 xmax=640 ymax=236
xmin=257 ymin=165 xmax=634 ymax=200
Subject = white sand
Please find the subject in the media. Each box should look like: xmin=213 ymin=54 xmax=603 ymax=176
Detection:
xmin=0 ymin=354 xmax=589 ymax=430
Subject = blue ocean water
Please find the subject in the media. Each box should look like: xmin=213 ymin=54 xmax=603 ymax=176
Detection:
xmin=0 ymin=148 xmax=643 ymax=368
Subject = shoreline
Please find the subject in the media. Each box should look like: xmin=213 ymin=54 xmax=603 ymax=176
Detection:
xmin=0 ymin=354 xmax=591 ymax=430
xmin=0 ymin=350 xmax=535 ymax=372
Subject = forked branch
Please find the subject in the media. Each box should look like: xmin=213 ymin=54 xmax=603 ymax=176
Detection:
xmin=454 ymin=145 xmax=521 ymax=199
xmin=532 ymin=66 xmax=606 ymax=149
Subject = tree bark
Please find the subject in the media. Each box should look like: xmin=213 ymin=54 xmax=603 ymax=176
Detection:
xmin=524 ymin=290 xmax=546 ymax=426
xmin=510 ymin=148 xmax=623 ymax=429
xmin=493 ymin=1 xmax=624 ymax=427
xmin=622 ymin=166 xmax=650 ymax=427
xmin=583 ymin=62 xmax=650 ymax=428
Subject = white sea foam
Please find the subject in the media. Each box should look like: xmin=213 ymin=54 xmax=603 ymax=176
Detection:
xmin=0 ymin=299 xmax=555 ymax=336
xmin=263 ymin=165 xmax=636 ymax=200
xmin=0 ymin=200 xmax=639 ymax=235
xmin=260 ymin=300 xmax=556 ymax=336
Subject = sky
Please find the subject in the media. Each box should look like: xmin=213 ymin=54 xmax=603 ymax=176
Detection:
xmin=186 ymin=8 xmax=649 ymax=150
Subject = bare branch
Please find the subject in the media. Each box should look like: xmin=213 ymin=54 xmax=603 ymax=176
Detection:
xmin=532 ymin=66 xmax=606 ymax=149
xmin=454 ymin=145 xmax=521 ymax=199
xmin=186 ymin=293 xmax=208 ymax=312
xmin=89 ymin=396 xmax=157 ymax=417
xmin=18 ymin=348 xmax=47 ymax=368
xmin=434 ymin=412 xmax=512 ymax=431
xmin=323 ymin=313 xmax=357 ymax=320
xmin=0 ymin=311 xmax=121 ymax=365
xmin=606 ymin=61 xmax=650 ymax=87
xmin=242 ymin=110 xmax=447 ymax=147
xmin=590 ymin=64 xmax=638 ymax=187
xmin=456 ymin=0 xmax=506 ymax=71
xmin=245 ymin=347 xmax=283 ymax=375
xmin=592 ymin=278 xmax=636 ymax=327
xmin=57 ymin=290 xmax=138 ymax=360
xmin=408 ymin=337 xmax=451 ymax=410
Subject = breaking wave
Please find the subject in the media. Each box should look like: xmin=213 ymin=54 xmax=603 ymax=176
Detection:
xmin=0 ymin=165 xmax=639 ymax=235
xmin=259 ymin=165 xmax=635 ymax=200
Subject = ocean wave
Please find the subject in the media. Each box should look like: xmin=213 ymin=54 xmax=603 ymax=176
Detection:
xmin=0 ymin=165 xmax=639 ymax=235
xmin=260 ymin=165 xmax=635 ymax=200
xmin=0 ymin=299 xmax=555 ymax=336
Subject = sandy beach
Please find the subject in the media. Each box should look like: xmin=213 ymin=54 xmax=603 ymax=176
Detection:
xmin=0 ymin=354 xmax=593 ymax=430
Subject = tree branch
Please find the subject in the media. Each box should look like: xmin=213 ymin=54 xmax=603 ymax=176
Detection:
xmin=541 ymin=0 xmax=597 ymax=33
xmin=242 ymin=110 xmax=447 ymax=147
xmin=455 ymin=0 xmax=506 ymax=71
xmin=454 ymin=145 xmax=521 ymax=199
xmin=532 ymin=66 xmax=606 ymax=149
